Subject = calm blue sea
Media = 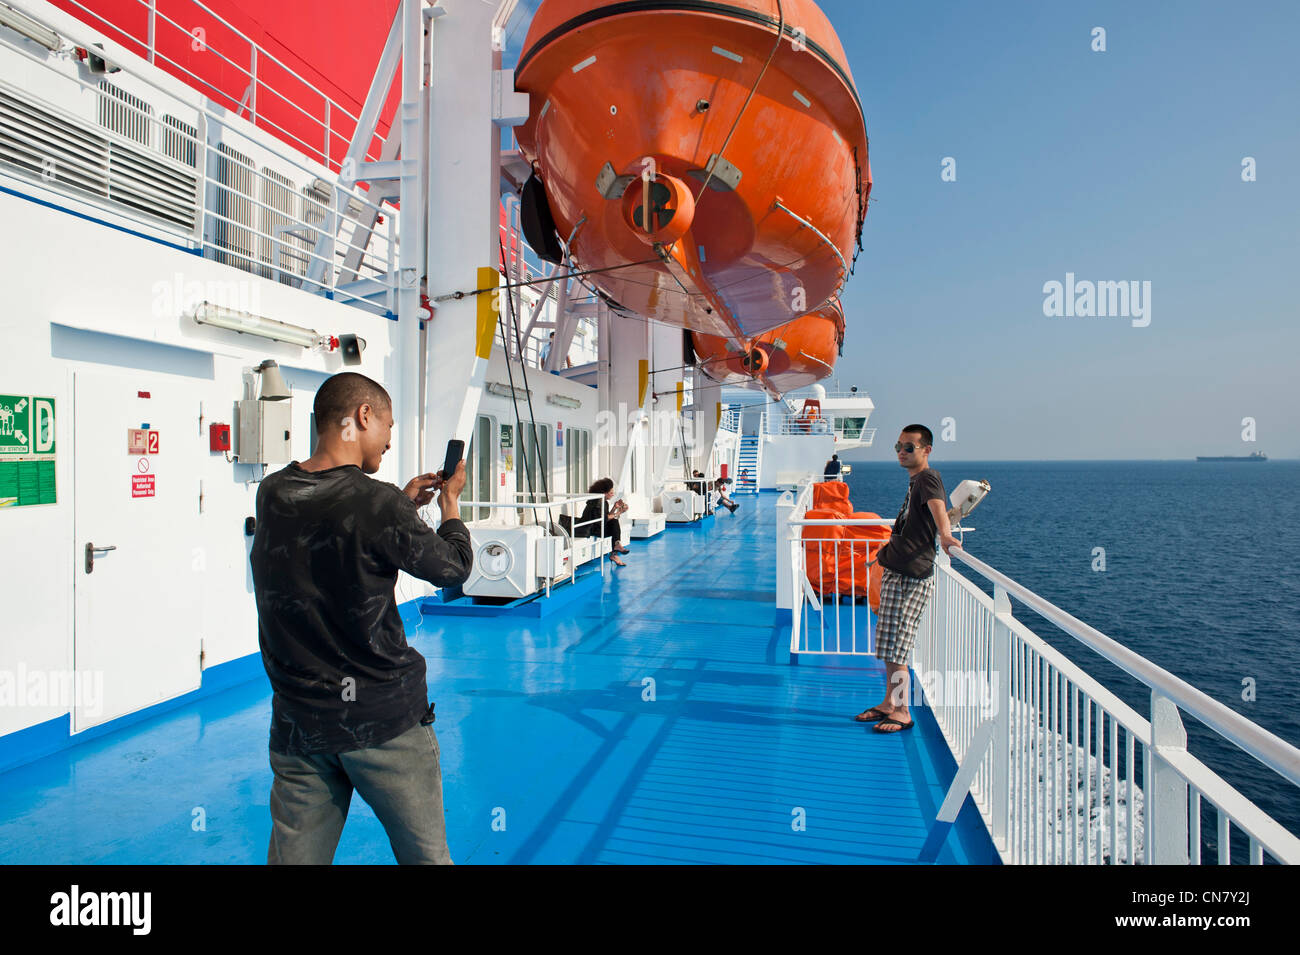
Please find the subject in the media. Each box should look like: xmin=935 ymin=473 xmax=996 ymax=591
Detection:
xmin=845 ymin=459 xmax=1300 ymax=846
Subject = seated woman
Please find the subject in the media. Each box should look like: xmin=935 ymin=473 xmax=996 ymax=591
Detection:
xmin=579 ymin=477 xmax=630 ymax=566
xmin=714 ymin=478 xmax=739 ymax=514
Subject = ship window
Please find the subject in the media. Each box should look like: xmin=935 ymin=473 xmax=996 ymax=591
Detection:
xmin=565 ymin=428 xmax=591 ymax=495
xmin=461 ymin=414 xmax=494 ymax=521
xmin=836 ymin=416 xmax=865 ymax=440
xmin=516 ymin=422 xmax=551 ymax=501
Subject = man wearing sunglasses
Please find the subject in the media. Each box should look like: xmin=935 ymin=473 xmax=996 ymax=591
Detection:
xmin=855 ymin=425 xmax=961 ymax=732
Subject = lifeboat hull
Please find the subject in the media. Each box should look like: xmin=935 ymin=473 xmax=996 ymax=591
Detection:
xmin=514 ymin=0 xmax=870 ymax=341
xmin=692 ymin=301 xmax=844 ymax=394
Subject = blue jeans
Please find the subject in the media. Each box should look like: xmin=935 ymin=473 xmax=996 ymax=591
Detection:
xmin=267 ymin=720 xmax=452 ymax=864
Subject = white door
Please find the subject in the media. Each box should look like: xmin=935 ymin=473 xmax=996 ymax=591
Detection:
xmin=73 ymin=371 xmax=201 ymax=731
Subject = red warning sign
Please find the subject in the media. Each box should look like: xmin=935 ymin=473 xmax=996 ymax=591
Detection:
xmin=132 ymin=475 xmax=155 ymax=498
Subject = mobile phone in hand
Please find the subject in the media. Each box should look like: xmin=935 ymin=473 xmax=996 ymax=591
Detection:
xmin=442 ymin=439 xmax=465 ymax=479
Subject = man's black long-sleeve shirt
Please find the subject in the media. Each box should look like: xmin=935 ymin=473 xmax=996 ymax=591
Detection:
xmin=250 ymin=462 xmax=473 ymax=755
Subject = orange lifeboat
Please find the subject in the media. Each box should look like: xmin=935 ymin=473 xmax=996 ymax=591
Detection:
xmin=692 ymin=300 xmax=844 ymax=394
xmin=513 ymin=0 xmax=871 ymax=342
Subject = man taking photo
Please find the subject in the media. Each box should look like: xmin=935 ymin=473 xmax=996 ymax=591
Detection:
xmin=250 ymin=372 xmax=472 ymax=864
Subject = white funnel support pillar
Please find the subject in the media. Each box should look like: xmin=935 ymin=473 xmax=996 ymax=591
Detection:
xmin=598 ymin=302 xmax=651 ymax=487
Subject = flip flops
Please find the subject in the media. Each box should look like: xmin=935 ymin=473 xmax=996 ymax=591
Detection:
xmin=854 ymin=707 xmax=889 ymax=722
xmin=873 ymin=716 xmax=914 ymax=733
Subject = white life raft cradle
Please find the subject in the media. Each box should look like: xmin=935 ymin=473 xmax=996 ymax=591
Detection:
xmin=461 ymin=516 xmax=612 ymax=600
xmin=661 ymin=487 xmax=706 ymax=522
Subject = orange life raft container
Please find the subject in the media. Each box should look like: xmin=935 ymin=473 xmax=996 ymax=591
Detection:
xmin=513 ymin=0 xmax=871 ymax=345
xmin=800 ymin=483 xmax=891 ymax=610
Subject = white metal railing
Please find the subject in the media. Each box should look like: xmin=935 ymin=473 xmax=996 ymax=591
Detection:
xmin=770 ymin=415 xmax=835 ymax=435
xmin=786 ymin=517 xmax=895 ymax=655
xmin=719 ymin=408 xmax=742 ymax=433
xmin=54 ymin=0 xmax=378 ymax=171
xmin=3 ymin=0 xmax=397 ymax=313
xmin=783 ymin=515 xmax=1300 ymax=864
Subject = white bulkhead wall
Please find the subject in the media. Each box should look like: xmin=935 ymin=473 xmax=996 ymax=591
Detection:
xmin=0 ymin=189 xmax=413 ymax=739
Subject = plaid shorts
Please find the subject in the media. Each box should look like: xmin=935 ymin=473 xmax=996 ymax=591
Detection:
xmin=874 ymin=567 xmax=935 ymax=665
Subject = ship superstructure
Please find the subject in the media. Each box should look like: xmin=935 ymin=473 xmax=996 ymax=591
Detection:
xmin=0 ymin=0 xmax=1297 ymax=868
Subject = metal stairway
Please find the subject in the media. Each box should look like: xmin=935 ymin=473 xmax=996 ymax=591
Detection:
xmin=735 ymin=433 xmax=761 ymax=493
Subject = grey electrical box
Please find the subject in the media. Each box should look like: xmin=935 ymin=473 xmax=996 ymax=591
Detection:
xmin=238 ymin=398 xmax=292 ymax=464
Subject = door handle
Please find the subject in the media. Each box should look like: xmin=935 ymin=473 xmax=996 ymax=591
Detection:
xmin=85 ymin=542 xmax=117 ymax=574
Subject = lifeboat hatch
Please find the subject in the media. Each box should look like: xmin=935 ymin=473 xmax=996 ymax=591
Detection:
xmin=686 ymin=154 xmax=742 ymax=191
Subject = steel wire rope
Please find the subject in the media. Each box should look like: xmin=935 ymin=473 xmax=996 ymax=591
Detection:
xmin=500 ymin=238 xmax=553 ymax=514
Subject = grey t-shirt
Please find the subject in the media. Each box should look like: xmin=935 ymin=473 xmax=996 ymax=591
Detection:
xmin=250 ymin=462 xmax=472 ymax=755
xmin=877 ymin=468 xmax=946 ymax=579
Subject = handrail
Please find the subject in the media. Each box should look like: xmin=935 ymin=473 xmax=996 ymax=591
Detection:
xmin=771 ymin=199 xmax=848 ymax=281
xmin=19 ymin=0 xmax=384 ymax=168
xmin=789 ymin=517 xmax=894 ymax=526
xmin=948 ymin=546 xmax=1300 ymax=790
xmin=2 ymin=2 xmax=398 ymax=305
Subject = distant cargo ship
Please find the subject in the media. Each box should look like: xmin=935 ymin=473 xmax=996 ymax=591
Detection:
xmin=1196 ymin=452 xmax=1268 ymax=462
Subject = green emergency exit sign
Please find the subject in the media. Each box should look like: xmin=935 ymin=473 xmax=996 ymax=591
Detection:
xmin=0 ymin=394 xmax=56 ymax=508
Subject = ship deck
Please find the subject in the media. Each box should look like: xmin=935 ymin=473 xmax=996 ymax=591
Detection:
xmin=0 ymin=493 xmax=997 ymax=864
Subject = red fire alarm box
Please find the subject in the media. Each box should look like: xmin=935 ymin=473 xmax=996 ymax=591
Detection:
xmin=209 ymin=423 xmax=231 ymax=452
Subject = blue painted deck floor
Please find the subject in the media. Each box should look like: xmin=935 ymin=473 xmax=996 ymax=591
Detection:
xmin=0 ymin=494 xmax=997 ymax=864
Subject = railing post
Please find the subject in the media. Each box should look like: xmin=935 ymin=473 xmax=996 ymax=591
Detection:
xmin=1148 ymin=691 xmax=1190 ymax=864
xmin=931 ymin=548 xmax=950 ymax=668
xmin=776 ymin=490 xmax=796 ymax=611
xmin=249 ymin=46 xmax=258 ymax=124
xmin=788 ymin=535 xmax=802 ymax=657
xmin=147 ymin=0 xmax=156 ymax=65
xmin=991 ymin=584 xmax=1013 ymax=851
xmin=323 ymin=99 xmax=331 ymax=167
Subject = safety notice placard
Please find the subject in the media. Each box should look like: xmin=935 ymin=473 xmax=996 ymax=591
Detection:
xmin=131 ymin=474 xmax=156 ymax=498
xmin=0 ymin=393 xmax=56 ymax=508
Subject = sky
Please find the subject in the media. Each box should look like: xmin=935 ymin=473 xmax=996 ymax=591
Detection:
xmin=507 ymin=1 xmax=1300 ymax=460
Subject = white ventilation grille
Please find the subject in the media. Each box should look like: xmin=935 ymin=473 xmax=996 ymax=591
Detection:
xmin=161 ymin=115 xmax=197 ymax=168
xmin=300 ymin=179 xmax=330 ymax=288
xmin=0 ymin=83 xmax=196 ymax=231
xmin=215 ymin=143 xmax=255 ymax=270
xmin=98 ymin=81 xmax=152 ymax=147
xmin=0 ymin=85 xmax=109 ymax=195
xmin=261 ymin=166 xmax=305 ymax=282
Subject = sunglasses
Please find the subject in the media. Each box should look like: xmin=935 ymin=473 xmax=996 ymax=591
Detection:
xmin=894 ymin=442 xmax=926 ymax=453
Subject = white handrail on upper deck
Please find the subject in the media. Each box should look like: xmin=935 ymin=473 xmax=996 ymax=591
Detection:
xmin=4 ymin=0 xmax=398 ymax=310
